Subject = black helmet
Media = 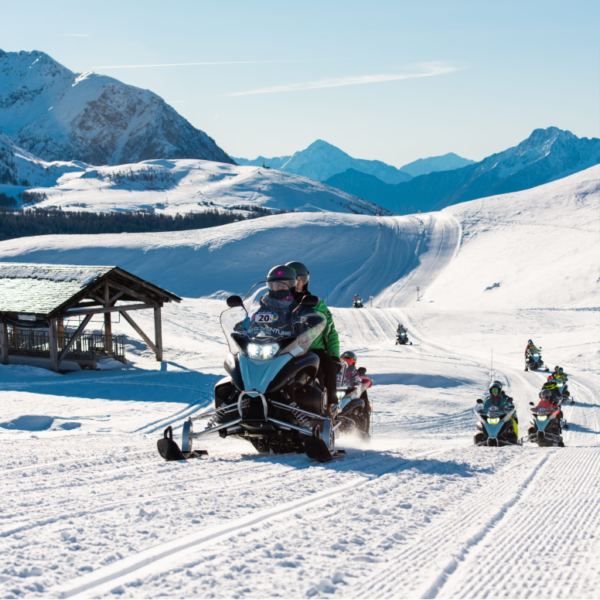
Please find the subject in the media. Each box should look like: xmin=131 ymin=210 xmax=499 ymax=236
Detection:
xmin=489 ymin=380 xmax=503 ymax=392
xmin=285 ymin=261 xmax=310 ymax=288
xmin=528 ymin=339 xmax=533 ymax=344
xmin=341 ymin=350 xmax=357 ymax=365
xmin=540 ymin=388 xmax=552 ymax=398
xmin=554 ymin=365 xmax=559 ymax=371
xmin=266 ymin=265 xmax=297 ymax=294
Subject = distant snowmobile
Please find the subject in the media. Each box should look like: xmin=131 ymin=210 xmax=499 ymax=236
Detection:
xmin=158 ymin=279 xmax=345 ymax=464
xmin=524 ymin=392 xmax=565 ymax=447
xmin=525 ymin=348 xmax=548 ymax=372
xmin=353 ymin=297 xmax=364 ymax=309
xmin=396 ymin=331 xmax=411 ymax=345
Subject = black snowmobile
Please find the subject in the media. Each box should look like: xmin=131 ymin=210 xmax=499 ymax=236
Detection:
xmin=158 ymin=281 xmax=345 ymax=463
xmin=524 ymin=394 xmax=565 ymax=447
xmin=353 ymin=297 xmax=364 ymax=309
xmin=525 ymin=347 xmax=548 ymax=372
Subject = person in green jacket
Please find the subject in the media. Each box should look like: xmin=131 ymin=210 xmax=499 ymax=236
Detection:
xmin=286 ymin=261 xmax=341 ymax=408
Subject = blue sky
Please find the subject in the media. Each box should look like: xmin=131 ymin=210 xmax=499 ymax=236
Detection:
xmin=2 ymin=0 xmax=598 ymax=166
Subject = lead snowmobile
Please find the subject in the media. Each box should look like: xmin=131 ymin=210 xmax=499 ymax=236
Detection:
xmin=158 ymin=277 xmax=345 ymax=463
xmin=525 ymin=347 xmax=548 ymax=372
xmin=353 ymin=296 xmax=364 ymax=309
xmin=473 ymin=383 xmax=520 ymax=447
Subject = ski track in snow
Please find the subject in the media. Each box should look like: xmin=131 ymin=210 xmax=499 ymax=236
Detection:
xmin=0 ymin=169 xmax=599 ymax=598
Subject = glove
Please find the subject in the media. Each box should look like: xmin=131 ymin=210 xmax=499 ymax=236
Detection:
xmin=331 ymin=356 xmax=342 ymax=374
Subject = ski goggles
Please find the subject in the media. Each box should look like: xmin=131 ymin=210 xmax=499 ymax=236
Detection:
xmin=267 ymin=280 xmax=295 ymax=291
xmin=341 ymin=357 xmax=355 ymax=365
xmin=490 ymin=387 xmax=500 ymax=393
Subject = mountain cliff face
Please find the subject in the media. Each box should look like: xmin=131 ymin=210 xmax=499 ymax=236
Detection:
xmin=234 ymin=140 xmax=413 ymax=184
xmin=400 ymin=152 xmax=474 ymax=177
xmin=325 ymin=128 xmax=600 ymax=213
xmin=0 ymin=50 xmax=234 ymax=166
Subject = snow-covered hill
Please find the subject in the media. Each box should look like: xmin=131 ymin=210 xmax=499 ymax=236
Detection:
xmin=0 ymin=50 xmax=233 ymax=166
xmin=0 ymin=166 xmax=599 ymax=598
xmin=234 ymin=139 xmax=413 ymax=184
xmin=21 ymin=158 xmax=389 ymax=216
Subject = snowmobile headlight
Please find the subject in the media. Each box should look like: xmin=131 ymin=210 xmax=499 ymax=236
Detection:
xmin=537 ymin=414 xmax=548 ymax=422
xmin=487 ymin=417 xmax=501 ymax=425
xmin=246 ymin=342 xmax=279 ymax=361
xmin=336 ymin=390 xmax=346 ymax=400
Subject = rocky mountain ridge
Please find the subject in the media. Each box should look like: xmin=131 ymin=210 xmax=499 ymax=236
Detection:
xmin=0 ymin=49 xmax=234 ymax=166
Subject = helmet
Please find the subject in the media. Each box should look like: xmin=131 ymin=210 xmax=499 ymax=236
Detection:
xmin=341 ymin=350 xmax=357 ymax=365
xmin=266 ymin=265 xmax=297 ymax=297
xmin=528 ymin=339 xmax=533 ymax=344
xmin=285 ymin=261 xmax=310 ymax=288
xmin=489 ymin=380 xmax=502 ymax=393
xmin=547 ymin=375 xmax=554 ymax=381
xmin=540 ymin=388 xmax=552 ymax=398
xmin=559 ymin=367 xmax=564 ymax=373
xmin=554 ymin=365 xmax=559 ymax=371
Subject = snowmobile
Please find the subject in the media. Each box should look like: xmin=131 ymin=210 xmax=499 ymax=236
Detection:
xmin=525 ymin=348 xmax=548 ymax=371
xmin=524 ymin=397 xmax=565 ymax=447
xmin=353 ymin=297 xmax=364 ymax=309
xmin=157 ymin=281 xmax=345 ymax=463
xmin=395 ymin=331 xmax=412 ymax=345
xmin=473 ymin=399 xmax=520 ymax=446
xmin=555 ymin=378 xmax=574 ymax=404
xmin=335 ymin=361 xmax=372 ymax=439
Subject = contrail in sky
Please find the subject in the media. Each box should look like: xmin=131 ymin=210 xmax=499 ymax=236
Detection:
xmin=227 ymin=63 xmax=461 ymax=96
xmin=92 ymin=60 xmax=303 ymax=69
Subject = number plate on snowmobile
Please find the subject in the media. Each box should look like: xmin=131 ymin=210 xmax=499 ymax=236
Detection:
xmin=253 ymin=311 xmax=278 ymax=323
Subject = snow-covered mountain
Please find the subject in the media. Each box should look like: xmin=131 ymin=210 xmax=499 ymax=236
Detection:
xmin=0 ymin=50 xmax=233 ymax=166
xmin=399 ymin=152 xmax=474 ymax=177
xmin=234 ymin=140 xmax=413 ymax=184
xmin=325 ymin=127 xmax=600 ymax=213
xmin=0 ymin=130 xmax=84 ymax=189
xmin=19 ymin=158 xmax=390 ymax=217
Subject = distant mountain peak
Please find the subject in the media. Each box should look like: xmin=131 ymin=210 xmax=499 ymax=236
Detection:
xmin=0 ymin=49 xmax=233 ymax=166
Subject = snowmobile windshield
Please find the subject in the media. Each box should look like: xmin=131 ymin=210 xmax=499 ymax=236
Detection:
xmin=220 ymin=281 xmax=326 ymax=359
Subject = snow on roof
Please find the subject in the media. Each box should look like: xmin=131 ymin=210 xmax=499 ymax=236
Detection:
xmin=0 ymin=263 xmax=113 ymax=315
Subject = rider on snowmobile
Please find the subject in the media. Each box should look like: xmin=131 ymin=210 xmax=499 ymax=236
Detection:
xmin=541 ymin=375 xmax=562 ymax=403
xmin=339 ymin=350 xmax=371 ymax=427
xmin=285 ymin=261 xmax=341 ymax=409
xmin=525 ymin=339 xmax=539 ymax=365
xmin=554 ymin=367 xmax=570 ymax=398
xmin=397 ymin=323 xmax=407 ymax=336
xmin=481 ymin=380 xmax=518 ymax=436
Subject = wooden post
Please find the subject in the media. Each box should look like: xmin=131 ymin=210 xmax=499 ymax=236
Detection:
xmin=58 ymin=314 xmax=93 ymax=367
xmin=120 ymin=311 xmax=159 ymax=357
xmin=104 ymin=282 xmax=113 ymax=356
xmin=0 ymin=321 xmax=8 ymax=365
xmin=49 ymin=318 xmax=58 ymax=372
xmin=154 ymin=306 xmax=163 ymax=362
xmin=57 ymin=317 xmax=65 ymax=350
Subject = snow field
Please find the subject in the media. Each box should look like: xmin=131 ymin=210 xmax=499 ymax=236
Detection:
xmin=0 ymin=168 xmax=599 ymax=598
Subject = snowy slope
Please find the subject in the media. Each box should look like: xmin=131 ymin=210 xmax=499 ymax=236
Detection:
xmin=0 ymin=171 xmax=599 ymax=598
xmin=0 ymin=50 xmax=233 ymax=165
xmin=424 ymin=166 xmax=600 ymax=309
xmin=22 ymin=159 xmax=389 ymax=216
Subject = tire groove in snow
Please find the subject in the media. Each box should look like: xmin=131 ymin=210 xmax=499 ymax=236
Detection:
xmin=52 ymin=449 xmax=443 ymax=599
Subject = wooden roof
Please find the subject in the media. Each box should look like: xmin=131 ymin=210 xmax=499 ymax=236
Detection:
xmin=0 ymin=263 xmax=181 ymax=317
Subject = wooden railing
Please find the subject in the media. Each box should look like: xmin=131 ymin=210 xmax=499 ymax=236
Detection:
xmin=7 ymin=329 xmax=126 ymax=364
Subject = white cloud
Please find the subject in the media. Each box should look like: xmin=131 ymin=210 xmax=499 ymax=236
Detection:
xmin=226 ymin=63 xmax=461 ymax=96
xmin=92 ymin=60 xmax=298 ymax=69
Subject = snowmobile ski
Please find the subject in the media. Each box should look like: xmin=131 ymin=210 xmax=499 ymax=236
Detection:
xmin=157 ymin=426 xmax=208 ymax=461
xmin=304 ymin=437 xmax=346 ymax=462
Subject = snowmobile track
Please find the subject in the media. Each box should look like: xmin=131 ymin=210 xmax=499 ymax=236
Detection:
xmin=53 ymin=449 xmax=444 ymax=599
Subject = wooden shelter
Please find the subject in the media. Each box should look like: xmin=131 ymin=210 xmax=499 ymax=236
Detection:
xmin=0 ymin=263 xmax=181 ymax=371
